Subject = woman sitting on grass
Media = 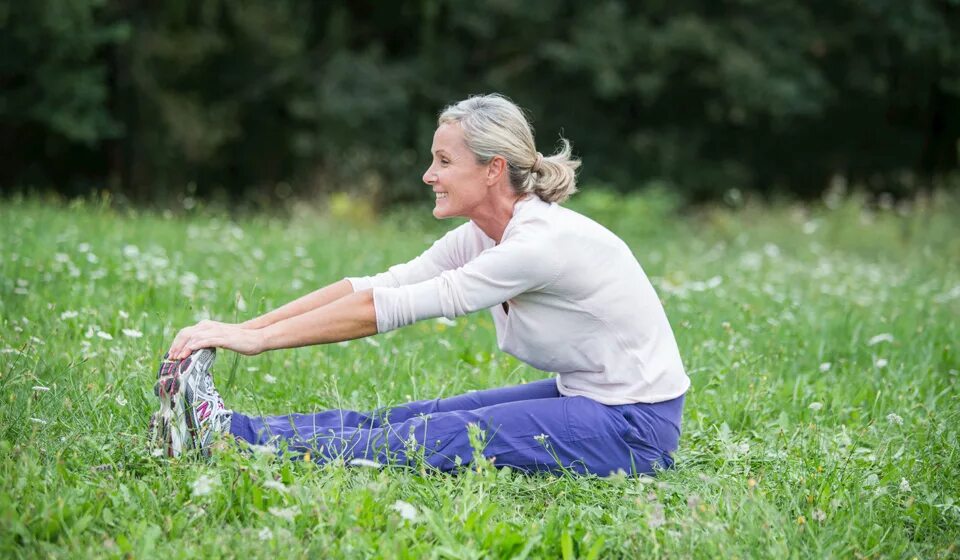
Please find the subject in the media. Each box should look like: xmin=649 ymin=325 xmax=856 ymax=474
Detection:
xmin=152 ymin=93 xmax=690 ymax=476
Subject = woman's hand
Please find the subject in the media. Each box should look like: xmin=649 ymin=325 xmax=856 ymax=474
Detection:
xmin=168 ymin=320 xmax=266 ymax=360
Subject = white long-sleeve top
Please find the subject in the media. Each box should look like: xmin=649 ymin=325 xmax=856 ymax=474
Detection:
xmin=346 ymin=195 xmax=689 ymax=405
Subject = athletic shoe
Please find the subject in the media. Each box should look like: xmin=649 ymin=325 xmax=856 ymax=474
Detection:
xmin=149 ymin=351 xmax=184 ymax=457
xmin=150 ymin=348 xmax=232 ymax=457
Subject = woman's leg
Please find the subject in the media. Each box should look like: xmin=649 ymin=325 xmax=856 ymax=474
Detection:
xmin=228 ymin=377 xmax=560 ymax=443
xmin=373 ymin=377 xmax=561 ymax=424
xmin=232 ymin=390 xmax=676 ymax=476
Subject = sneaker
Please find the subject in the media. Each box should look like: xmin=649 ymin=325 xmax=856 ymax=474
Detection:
xmin=150 ymin=348 xmax=232 ymax=457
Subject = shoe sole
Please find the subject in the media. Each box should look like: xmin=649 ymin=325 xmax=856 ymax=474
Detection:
xmin=152 ymin=349 xmax=216 ymax=457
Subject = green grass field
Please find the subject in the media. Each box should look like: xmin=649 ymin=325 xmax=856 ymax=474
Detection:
xmin=1 ymin=190 xmax=958 ymax=558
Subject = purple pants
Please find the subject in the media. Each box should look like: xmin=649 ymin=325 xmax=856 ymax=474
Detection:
xmin=229 ymin=378 xmax=684 ymax=476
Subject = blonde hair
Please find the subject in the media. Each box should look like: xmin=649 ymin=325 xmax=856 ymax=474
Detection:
xmin=438 ymin=94 xmax=581 ymax=204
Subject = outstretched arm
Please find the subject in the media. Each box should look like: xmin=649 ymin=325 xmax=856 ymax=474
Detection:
xmin=167 ymin=288 xmax=377 ymax=359
xmin=239 ymin=278 xmax=354 ymax=329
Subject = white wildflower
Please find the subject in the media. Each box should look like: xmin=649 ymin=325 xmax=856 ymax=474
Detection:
xmin=60 ymin=310 xmax=79 ymax=320
xmin=121 ymin=328 xmax=143 ymax=338
xmin=899 ymin=478 xmax=911 ymax=493
xmin=258 ymin=527 xmax=273 ymax=541
xmin=875 ymin=358 xmax=888 ymax=368
xmin=819 ymin=362 xmax=832 ymax=373
xmin=118 ymin=310 xmax=129 ymax=319
xmin=863 ymin=473 xmax=879 ymax=487
xmin=122 ymin=245 xmax=140 ymax=258
xmin=115 ymin=394 xmax=128 ymax=407
xmin=867 ymin=333 xmax=894 ymax=346
xmin=78 ymin=242 xmax=91 ymax=253
xmin=647 ymin=503 xmax=666 ymax=528
xmin=268 ymin=506 xmax=298 ymax=522
xmin=32 ymin=385 xmax=51 ymax=392
xmin=808 ymin=402 xmax=823 ymax=411
xmin=236 ymin=294 xmax=247 ymax=312
xmin=151 ymin=448 xmax=164 ymax=457
xmin=248 ymin=443 xmax=277 ymax=456
xmin=263 ymin=480 xmax=288 ymax=493
xmin=348 ymin=458 xmax=382 ymax=469
xmin=30 ymin=417 xmax=48 ymax=425
xmin=390 ymin=500 xmax=419 ymax=522
xmin=887 ymin=413 xmax=903 ymax=426
xmin=263 ymin=374 xmax=277 ymax=384
xmin=812 ymin=509 xmax=827 ymax=522
xmin=191 ymin=474 xmax=218 ymax=497
xmin=96 ymin=331 xmax=113 ymax=341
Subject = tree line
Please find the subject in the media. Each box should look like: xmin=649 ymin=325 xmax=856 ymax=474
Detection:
xmin=1 ymin=0 xmax=957 ymax=205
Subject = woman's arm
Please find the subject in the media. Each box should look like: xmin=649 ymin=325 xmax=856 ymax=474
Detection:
xmin=261 ymin=289 xmax=377 ymax=350
xmin=240 ymin=278 xmax=355 ymax=329
xmin=167 ymin=289 xmax=377 ymax=359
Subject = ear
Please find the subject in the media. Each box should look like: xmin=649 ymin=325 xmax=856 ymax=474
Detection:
xmin=486 ymin=155 xmax=508 ymax=186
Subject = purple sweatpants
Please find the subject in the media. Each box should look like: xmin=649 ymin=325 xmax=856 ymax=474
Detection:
xmin=229 ymin=378 xmax=684 ymax=476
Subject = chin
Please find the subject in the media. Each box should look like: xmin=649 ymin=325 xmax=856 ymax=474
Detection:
xmin=432 ymin=203 xmax=455 ymax=219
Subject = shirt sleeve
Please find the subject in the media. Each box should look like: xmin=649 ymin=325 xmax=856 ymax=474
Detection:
xmin=346 ymin=222 xmax=481 ymax=291
xmin=371 ymin=231 xmax=562 ymax=333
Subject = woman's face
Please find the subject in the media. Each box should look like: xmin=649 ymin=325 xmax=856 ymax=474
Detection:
xmin=422 ymin=123 xmax=491 ymax=220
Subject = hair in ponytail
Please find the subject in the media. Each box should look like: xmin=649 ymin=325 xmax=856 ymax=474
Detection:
xmin=438 ymin=93 xmax=581 ymax=204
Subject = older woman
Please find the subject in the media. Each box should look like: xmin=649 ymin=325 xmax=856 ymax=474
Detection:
xmin=152 ymin=94 xmax=690 ymax=476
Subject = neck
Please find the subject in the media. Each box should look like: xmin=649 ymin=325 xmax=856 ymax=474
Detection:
xmin=471 ymin=192 xmax=526 ymax=244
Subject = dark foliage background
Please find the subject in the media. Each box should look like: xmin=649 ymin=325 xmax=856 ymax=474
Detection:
xmin=1 ymin=0 xmax=958 ymax=205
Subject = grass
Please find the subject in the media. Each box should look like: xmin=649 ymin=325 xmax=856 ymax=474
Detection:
xmin=1 ymin=189 xmax=958 ymax=558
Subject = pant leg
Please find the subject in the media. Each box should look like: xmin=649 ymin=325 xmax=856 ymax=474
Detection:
xmin=231 ymin=389 xmax=674 ymax=476
xmin=229 ymin=377 xmax=561 ymax=444
xmin=374 ymin=377 xmax=561 ymax=424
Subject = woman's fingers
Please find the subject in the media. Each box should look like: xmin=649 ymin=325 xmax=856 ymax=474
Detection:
xmin=177 ymin=324 xmax=225 ymax=358
xmin=177 ymin=329 xmax=210 ymax=359
xmin=167 ymin=328 xmax=188 ymax=360
xmin=166 ymin=322 xmax=262 ymax=361
xmin=168 ymin=323 xmax=203 ymax=360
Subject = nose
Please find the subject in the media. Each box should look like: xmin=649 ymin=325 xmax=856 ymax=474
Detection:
xmin=422 ymin=164 xmax=436 ymax=186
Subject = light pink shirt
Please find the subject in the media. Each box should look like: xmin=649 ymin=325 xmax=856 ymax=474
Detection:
xmin=347 ymin=196 xmax=689 ymax=405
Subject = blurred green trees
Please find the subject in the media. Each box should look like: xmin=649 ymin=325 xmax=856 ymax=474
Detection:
xmin=1 ymin=0 xmax=957 ymax=204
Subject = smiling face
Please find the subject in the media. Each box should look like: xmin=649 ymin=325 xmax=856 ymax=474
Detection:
xmin=422 ymin=123 xmax=492 ymax=220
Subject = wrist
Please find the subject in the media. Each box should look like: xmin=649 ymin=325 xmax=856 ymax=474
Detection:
xmin=259 ymin=324 xmax=277 ymax=353
xmin=241 ymin=318 xmax=268 ymax=329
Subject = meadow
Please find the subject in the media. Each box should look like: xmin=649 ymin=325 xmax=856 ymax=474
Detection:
xmin=1 ymin=189 xmax=958 ymax=558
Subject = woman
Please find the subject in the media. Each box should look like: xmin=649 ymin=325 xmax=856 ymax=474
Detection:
xmin=152 ymin=94 xmax=690 ymax=476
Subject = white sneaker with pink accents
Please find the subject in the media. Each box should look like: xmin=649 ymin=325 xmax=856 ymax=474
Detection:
xmin=150 ymin=348 xmax=232 ymax=457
